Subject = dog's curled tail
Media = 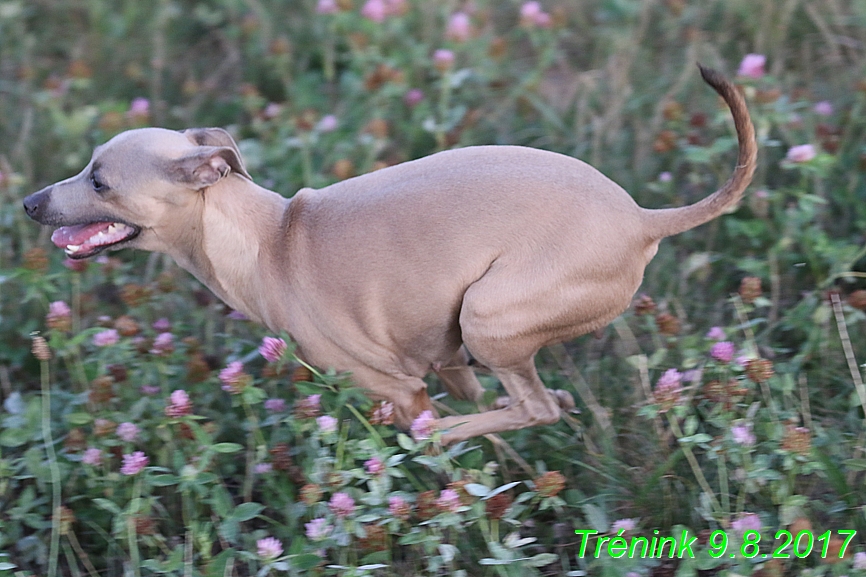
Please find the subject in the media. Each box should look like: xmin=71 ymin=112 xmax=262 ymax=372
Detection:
xmin=643 ymin=65 xmax=757 ymax=240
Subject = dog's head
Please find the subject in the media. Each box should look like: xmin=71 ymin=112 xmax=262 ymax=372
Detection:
xmin=22 ymin=127 xmax=250 ymax=259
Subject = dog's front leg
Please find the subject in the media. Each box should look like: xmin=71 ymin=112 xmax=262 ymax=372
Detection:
xmin=348 ymin=366 xmax=436 ymax=429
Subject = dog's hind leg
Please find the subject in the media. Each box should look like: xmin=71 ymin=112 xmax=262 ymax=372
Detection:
xmin=430 ymin=270 xmax=566 ymax=443
xmin=436 ymin=359 xmax=560 ymax=443
xmin=433 ymin=347 xmax=486 ymax=404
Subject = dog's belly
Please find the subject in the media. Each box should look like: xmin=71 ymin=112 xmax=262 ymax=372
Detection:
xmin=286 ymin=244 xmax=647 ymax=381
xmin=285 ymin=270 xmax=476 ymax=379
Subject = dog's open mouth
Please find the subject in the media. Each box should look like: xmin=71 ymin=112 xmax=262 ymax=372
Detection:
xmin=51 ymin=222 xmax=140 ymax=259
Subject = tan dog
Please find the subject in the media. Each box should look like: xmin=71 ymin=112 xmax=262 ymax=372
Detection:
xmin=24 ymin=66 xmax=755 ymax=443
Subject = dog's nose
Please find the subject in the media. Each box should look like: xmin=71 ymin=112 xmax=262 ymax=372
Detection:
xmin=23 ymin=187 xmax=51 ymax=221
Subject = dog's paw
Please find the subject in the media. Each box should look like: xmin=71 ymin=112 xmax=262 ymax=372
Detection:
xmin=492 ymin=395 xmax=512 ymax=410
xmin=551 ymin=389 xmax=577 ymax=412
xmin=492 ymin=390 xmax=577 ymax=413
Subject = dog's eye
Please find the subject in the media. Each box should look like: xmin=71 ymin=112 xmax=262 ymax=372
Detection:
xmin=90 ymin=172 xmax=107 ymax=193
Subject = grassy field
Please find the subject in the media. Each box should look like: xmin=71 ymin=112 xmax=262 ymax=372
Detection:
xmin=2 ymin=0 xmax=866 ymax=575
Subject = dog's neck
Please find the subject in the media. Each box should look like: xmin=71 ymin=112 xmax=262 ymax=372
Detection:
xmin=171 ymin=176 xmax=290 ymax=329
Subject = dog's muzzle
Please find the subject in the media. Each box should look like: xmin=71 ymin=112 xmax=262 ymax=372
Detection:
xmin=23 ymin=187 xmax=52 ymax=223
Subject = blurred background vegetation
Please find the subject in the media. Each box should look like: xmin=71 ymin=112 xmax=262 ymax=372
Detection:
xmin=2 ymin=0 xmax=866 ymax=575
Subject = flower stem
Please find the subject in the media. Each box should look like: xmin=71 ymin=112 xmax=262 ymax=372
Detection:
xmin=666 ymin=412 xmax=722 ymax=515
xmin=40 ymin=357 xmax=62 ymax=577
xmin=300 ymin=133 xmax=314 ymax=188
xmin=718 ymin=452 xmax=730 ymax=516
xmin=127 ymin=476 xmax=142 ymax=577
xmin=345 ymin=404 xmax=425 ymax=491
xmin=61 ymin=541 xmax=81 ymax=577
xmin=435 ymin=69 xmax=453 ymax=150
xmin=241 ymin=396 xmax=266 ymax=501
xmin=66 ymin=530 xmax=100 ymax=577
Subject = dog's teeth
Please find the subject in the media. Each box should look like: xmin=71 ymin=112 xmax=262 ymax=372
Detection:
xmin=107 ymin=224 xmax=117 ymax=234
xmin=65 ymin=244 xmax=81 ymax=253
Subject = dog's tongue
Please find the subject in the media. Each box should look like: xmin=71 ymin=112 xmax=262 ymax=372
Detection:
xmin=51 ymin=223 xmax=112 ymax=248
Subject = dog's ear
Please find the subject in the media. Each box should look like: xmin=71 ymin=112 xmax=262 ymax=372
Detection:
xmin=180 ymin=127 xmax=252 ymax=181
xmin=169 ymin=146 xmax=251 ymax=190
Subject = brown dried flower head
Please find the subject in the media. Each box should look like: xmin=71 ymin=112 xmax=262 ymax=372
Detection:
xmin=753 ymin=558 xmax=784 ymax=577
xmin=300 ymin=483 xmax=324 ymax=506
xmin=89 ymin=375 xmax=115 ymax=405
xmin=332 ymin=158 xmax=355 ymax=181
xmin=389 ymin=496 xmax=412 ymax=520
xmin=325 ymin=471 xmax=345 ymax=490
xmin=177 ymin=422 xmax=195 ymax=441
xmin=185 ymin=353 xmax=211 ymax=383
xmin=485 ymin=492 xmax=513 ymax=520
xmin=293 ymin=108 xmax=318 ymax=132
xmin=192 ymin=289 xmax=214 ymax=307
xmin=58 ymin=506 xmax=76 ymax=536
xmin=364 ymin=64 xmax=402 ymax=91
xmin=67 ymin=60 xmax=92 ymax=79
xmin=745 ymin=358 xmax=774 ymax=383
xmin=98 ymin=110 xmax=124 ymax=132
xmin=357 ymin=524 xmax=388 ymax=552
xmin=633 ymin=294 xmax=657 ymax=316
xmin=655 ymin=312 xmax=680 ymax=336
xmin=488 ymin=36 xmax=507 ymax=60
xmin=46 ymin=309 xmax=72 ymax=332
xmin=662 ymin=100 xmax=683 ymax=121
xmin=821 ymin=537 xmax=846 ymax=563
xmin=447 ymin=479 xmax=475 ymax=506
xmin=269 ymin=37 xmax=291 ymax=56
xmin=64 ymin=428 xmax=87 ymax=452
xmin=114 ymin=315 xmax=140 ymax=337
xmin=31 ymin=335 xmax=51 ymax=361
xmin=287 ymin=464 xmax=306 ymax=485
xmin=702 ymin=379 xmax=748 ymax=410
xmin=120 ymin=283 xmax=152 ymax=308
xmin=534 ymin=470 xmax=566 ymax=498
xmin=23 ymin=247 xmax=49 ymax=272
xmin=416 ymin=490 xmax=439 ymax=520
xmin=739 ymin=276 xmax=762 ymax=304
xmin=755 ymin=88 xmax=781 ymax=104
xmin=269 ymin=443 xmax=293 ymax=471
xmin=291 ymin=365 xmax=313 ymax=384
xmin=369 ymin=401 xmax=395 ymax=426
xmin=108 ymin=364 xmax=128 ymax=383
xmin=134 ymin=515 xmax=157 ymax=536
xmin=788 ymin=517 xmax=812 ymax=535
xmin=653 ymin=130 xmax=677 ymax=153
xmin=364 ymin=118 xmax=389 ymax=139
xmin=781 ymin=425 xmax=811 ymax=455
xmin=93 ymin=418 xmax=116 ymax=436
xmin=294 ymin=395 xmax=322 ymax=420
xmin=156 ymin=271 xmax=177 ymax=292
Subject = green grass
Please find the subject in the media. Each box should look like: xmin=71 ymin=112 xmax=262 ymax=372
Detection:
xmin=2 ymin=0 xmax=866 ymax=575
